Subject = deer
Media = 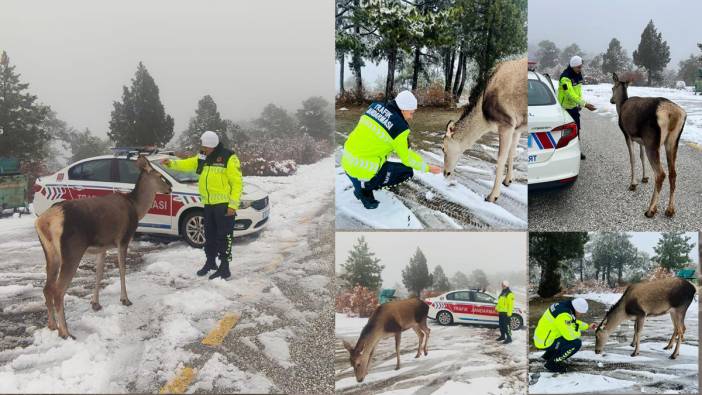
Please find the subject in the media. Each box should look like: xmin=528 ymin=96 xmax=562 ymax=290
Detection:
xmin=610 ymin=72 xmax=687 ymax=218
xmin=594 ymin=277 xmax=696 ymax=359
xmin=35 ymin=155 xmax=172 ymax=339
xmin=443 ymin=57 xmax=527 ymax=203
xmin=342 ymin=298 xmax=430 ymax=383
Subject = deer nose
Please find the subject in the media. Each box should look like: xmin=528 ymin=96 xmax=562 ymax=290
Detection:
xmin=444 ymin=170 xmax=451 ymax=177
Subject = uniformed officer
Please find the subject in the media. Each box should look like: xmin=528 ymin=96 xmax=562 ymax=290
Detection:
xmin=341 ymin=90 xmax=442 ymax=209
xmin=161 ymin=131 xmax=242 ymax=280
xmin=533 ymin=297 xmax=597 ymax=373
xmin=495 ymin=280 xmax=515 ymax=344
xmin=558 ymin=56 xmax=597 ymax=160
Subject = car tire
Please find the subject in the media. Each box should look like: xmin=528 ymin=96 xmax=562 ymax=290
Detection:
xmin=180 ymin=210 xmax=206 ymax=248
xmin=510 ymin=314 xmax=524 ymax=330
xmin=436 ymin=311 xmax=453 ymax=326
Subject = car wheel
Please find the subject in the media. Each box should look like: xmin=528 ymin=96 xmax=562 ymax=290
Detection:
xmin=181 ymin=210 xmax=205 ymax=248
xmin=510 ymin=314 xmax=524 ymax=330
xmin=437 ymin=311 xmax=453 ymax=326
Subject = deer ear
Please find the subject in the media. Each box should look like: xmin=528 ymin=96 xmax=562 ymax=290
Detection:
xmin=446 ymin=120 xmax=456 ymax=138
xmin=342 ymin=340 xmax=354 ymax=353
xmin=136 ymin=155 xmax=153 ymax=173
xmin=612 ymin=73 xmax=619 ymax=83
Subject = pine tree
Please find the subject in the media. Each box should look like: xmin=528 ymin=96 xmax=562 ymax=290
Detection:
xmin=602 ymin=38 xmax=630 ymax=75
xmin=467 ymin=269 xmax=489 ymax=290
xmin=559 ymin=43 xmax=585 ymax=67
xmin=108 ymin=62 xmax=174 ymax=147
xmin=65 ymin=128 xmax=111 ymax=163
xmin=451 ymin=271 xmax=470 ymax=289
xmin=401 ymin=247 xmax=433 ymax=297
xmin=339 ymin=236 xmax=385 ymax=290
xmin=530 ymin=232 xmax=589 ymax=298
xmin=677 ymin=54 xmax=701 ymax=85
xmin=536 ymin=40 xmax=560 ymax=69
xmin=179 ymin=95 xmax=229 ymax=150
xmin=296 ymin=96 xmax=333 ymax=142
xmin=255 ymin=103 xmax=297 ymax=137
xmin=653 ymin=232 xmax=695 ymax=271
xmin=0 ymin=51 xmax=50 ymax=161
xmin=432 ymin=265 xmax=451 ymax=292
xmin=633 ymin=20 xmax=671 ymax=86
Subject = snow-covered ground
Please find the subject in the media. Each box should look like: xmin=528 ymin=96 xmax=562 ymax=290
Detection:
xmin=335 ymin=130 xmax=528 ymax=230
xmin=336 ymin=292 xmax=527 ymax=394
xmin=529 ymin=291 xmax=699 ymax=394
xmin=0 ymin=157 xmax=335 ymax=393
xmin=581 ymin=83 xmax=702 ymax=145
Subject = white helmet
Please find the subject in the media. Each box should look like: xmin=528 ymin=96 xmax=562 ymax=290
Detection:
xmin=200 ymin=130 xmax=219 ymax=148
xmin=572 ymin=298 xmax=588 ymax=314
xmin=395 ymin=90 xmax=418 ymax=111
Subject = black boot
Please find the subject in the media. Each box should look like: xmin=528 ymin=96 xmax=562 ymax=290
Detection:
xmin=496 ymin=336 xmax=505 ymax=341
xmin=353 ymin=188 xmax=379 ymax=209
xmin=197 ymin=260 xmax=218 ymax=277
xmin=545 ymin=360 xmax=567 ymax=373
xmin=209 ymin=260 xmax=231 ymax=280
xmin=580 ymin=153 xmax=586 ymax=160
xmin=503 ymin=337 xmax=512 ymax=344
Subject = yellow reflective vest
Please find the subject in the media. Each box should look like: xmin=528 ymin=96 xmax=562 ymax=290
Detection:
xmin=557 ymin=67 xmax=586 ymax=110
xmin=341 ymin=100 xmax=428 ymax=181
xmin=534 ymin=301 xmax=589 ymax=349
xmin=166 ymin=145 xmax=243 ymax=210
xmin=496 ymin=289 xmax=514 ymax=316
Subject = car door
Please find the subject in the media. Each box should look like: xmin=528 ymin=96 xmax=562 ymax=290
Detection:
xmin=445 ymin=291 xmax=473 ymax=323
xmin=65 ymin=159 xmax=116 ymax=201
xmin=115 ymin=158 xmax=174 ymax=233
xmin=470 ymin=291 xmax=500 ymax=324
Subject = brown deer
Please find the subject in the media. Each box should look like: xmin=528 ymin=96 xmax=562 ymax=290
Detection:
xmin=443 ymin=57 xmax=527 ymax=203
xmin=610 ymin=73 xmax=687 ymax=217
xmin=595 ymin=277 xmax=696 ymax=359
xmin=35 ymin=156 xmax=171 ymax=339
xmin=342 ymin=298 xmax=430 ymax=382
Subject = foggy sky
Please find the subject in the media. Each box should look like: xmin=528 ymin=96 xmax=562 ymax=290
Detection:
xmin=627 ymin=232 xmax=698 ymax=263
xmin=335 ymin=232 xmax=527 ymax=288
xmin=0 ymin=0 xmax=333 ymax=139
xmin=529 ymin=0 xmax=701 ymax=67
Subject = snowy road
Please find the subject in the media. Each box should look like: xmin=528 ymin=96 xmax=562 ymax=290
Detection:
xmin=335 ymin=121 xmax=527 ymax=230
xmin=0 ymin=157 xmax=335 ymax=393
xmin=529 ymin=293 xmax=699 ymax=394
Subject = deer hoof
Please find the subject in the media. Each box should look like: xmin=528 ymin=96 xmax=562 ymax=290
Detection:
xmin=631 ymin=351 xmax=639 ymax=357
xmin=395 ymin=365 xmax=400 ymax=371
xmin=669 ymin=354 xmax=678 ymax=360
xmin=665 ymin=208 xmax=675 ymax=217
xmin=91 ymin=302 xmax=102 ymax=311
xmin=502 ymin=179 xmax=512 ymax=187
xmin=663 ymin=345 xmax=672 ymax=350
xmin=60 ymin=332 xmax=76 ymax=340
xmin=485 ymin=195 xmax=498 ymax=203
xmin=628 ymin=184 xmax=636 ymax=191
xmin=121 ymin=298 xmax=133 ymax=306
xmin=644 ymin=208 xmax=657 ymax=218
xmin=642 ymin=177 xmax=649 ymax=183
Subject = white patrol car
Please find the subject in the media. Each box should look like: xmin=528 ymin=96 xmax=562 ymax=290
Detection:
xmin=33 ymin=150 xmax=270 ymax=248
xmin=528 ymin=68 xmax=581 ymax=189
xmin=425 ymin=289 xmax=524 ymax=330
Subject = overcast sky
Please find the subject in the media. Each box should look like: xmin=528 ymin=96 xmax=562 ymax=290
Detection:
xmin=0 ymin=0 xmax=333 ymax=138
xmin=335 ymin=232 xmax=527 ymax=288
xmin=627 ymin=232 xmax=698 ymax=263
xmin=529 ymin=0 xmax=701 ymax=66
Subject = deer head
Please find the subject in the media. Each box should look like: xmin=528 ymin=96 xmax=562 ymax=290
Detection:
xmin=135 ymin=155 xmax=172 ymax=195
xmin=594 ymin=318 xmax=610 ymax=354
xmin=442 ymin=120 xmax=462 ymax=178
xmin=610 ymin=73 xmax=629 ymax=105
xmin=343 ymin=340 xmax=371 ymax=382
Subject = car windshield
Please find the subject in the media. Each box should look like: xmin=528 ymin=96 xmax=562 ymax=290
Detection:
xmin=153 ymin=161 xmax=199 ymax=183
xmin=528 ymin=79 xmax=556 ymax=106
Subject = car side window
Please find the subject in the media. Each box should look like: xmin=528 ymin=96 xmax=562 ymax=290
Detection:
xmin=474 ymin=292 xmax=496 ymax=304
xmin=117 ymin=159 xmax=141 ymax=184
xmin=448 ymin=291 xmax=471 ymax=302
xmin=68 ymin=159 xmax=113 ymax=182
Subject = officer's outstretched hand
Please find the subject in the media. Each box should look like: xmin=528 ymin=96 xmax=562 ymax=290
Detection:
xmin=585 ymin=103 xmax=596 ymax=111
xmin=226 ymin=208 xmax=236 ymax=216
xmin=429 ymin=165 xmax=442 ymax=174
xmin=161 ymin=159 xmax=171 ymax=166
xmin=589 ymin=322 xmax=599 ymax=330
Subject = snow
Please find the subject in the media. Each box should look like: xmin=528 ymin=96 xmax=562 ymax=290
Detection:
xmin=530 ymin=373 xmax=636 ymax=394
xmin=581 ymin=83 xmax=702 ymax=145
xmin=0 ymin=156 xmax=334 ymax=393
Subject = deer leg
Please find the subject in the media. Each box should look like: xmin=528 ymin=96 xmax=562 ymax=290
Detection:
xmin=664 ymin=143 xmax=677 ymax=217
xmin=117 ymin=245 xmax=132 ymax=306
xmin=40 ymin=239 xmax=60 ymax=331
xmin=487 ymin=125 xmax=514 ymax=202
xmin=630 ymin=318 xmax=638 ymax=347
xmin=625 ymin=135 xmax=637 ymax=190
xmin=394 ymin=332 xmax=402 ymax=370
xmin=664 ymin=311 xmax=677 ymax=350
xmin=639 ymin=144 xmax=648 ymax=183
xmin=502 ymin=129 xmax=520 ymax=187
xmin=54 ymin=244 xmax=85 ymax=339
xmin=90 ymin=251 xmax=106 ymax=311
xmin=670 ymin=310 xmax=684 ymax=359
xmin=631 ymin=316 xmax=645 ymax=357
xmin=643 ymin=147 xmax=665 ymax=217
xmin=413 ymin=327 xmax=424 ymax=358
xmin=420 ymin=318 xmax=430 ymax=355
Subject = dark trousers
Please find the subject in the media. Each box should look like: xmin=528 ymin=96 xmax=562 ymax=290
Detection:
xmin=543 ymin=337 xmax=581 ymax=368
xmin=565 ymin=108 xmax=581 ymax=134
xmin=498 ymin=313 xmax=512 ymax=340
xmin=203 ymin=203 xmax=234 ymax=265
xmin=347 ymin=161 xmax=414 ymax=193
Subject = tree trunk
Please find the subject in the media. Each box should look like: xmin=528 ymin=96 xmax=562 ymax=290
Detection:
xmin=579 ymin=258 xmax=584 ymax=282
xmin=452 ymin=50 xmax=465 ymax=99
xmin=538 ymin=259 xmax=562 ymax=298
xmin=339 ymin=52 xmax=346 ymax=95
xmin=411 ymin=47 xmax=421 ymax=91
xmin=385 ymin=48 xmax=397 ymax=100
xmin=647 ymin=68 xmax=652 ymax=86
xmin=444 ymin=49 xmax=455 ymax=93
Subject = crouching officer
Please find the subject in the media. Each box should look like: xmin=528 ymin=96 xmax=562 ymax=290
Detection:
xmin=534 ymin=297 xmax=595 ymax=373
xmin=161 ymin=131 xmax=242 ymax=280
xmin=341 ymin=90 xmax=441 ymax=209
xmin=496 ymin=280 xmax=514 ymax=344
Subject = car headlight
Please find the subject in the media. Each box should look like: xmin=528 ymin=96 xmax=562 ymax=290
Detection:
xmin=239 ymin=200 xmax=253 ymax=209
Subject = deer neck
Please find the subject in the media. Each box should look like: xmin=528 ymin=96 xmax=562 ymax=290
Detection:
xmin=356 ymin=327 xmax=383 ymax=365
xmin=455 ymin=97 xmax=492 ymax=150
xmin=614 ymin=90 xmax=628 ymax=115
xmin=602 ymin=303 xmax=627 ymax=335
xmin=128 ymin=174 xmax=156 ymax=220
